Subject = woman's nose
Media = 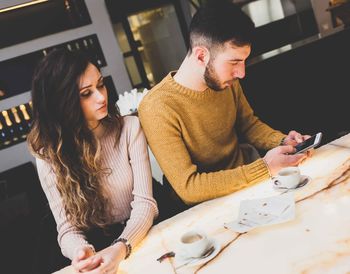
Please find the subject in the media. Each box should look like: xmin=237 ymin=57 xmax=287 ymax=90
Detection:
xmin=94 ymin=88 xmax=105 ymax=102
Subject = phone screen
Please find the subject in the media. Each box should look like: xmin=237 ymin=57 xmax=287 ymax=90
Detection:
xmin=295 ymin=137 xmax=316 ymax=152
xmin=294 ymin=133 xmax=321 ymax=154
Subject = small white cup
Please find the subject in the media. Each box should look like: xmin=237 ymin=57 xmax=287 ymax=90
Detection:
xmin=273 ymin=167 xmax=301 ymax=189
xmin=178 ymin=230 xmax=211 ymax=258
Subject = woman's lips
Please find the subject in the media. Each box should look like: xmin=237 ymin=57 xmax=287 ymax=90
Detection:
xmin=98 ymin=103 xmax=107 ymax=111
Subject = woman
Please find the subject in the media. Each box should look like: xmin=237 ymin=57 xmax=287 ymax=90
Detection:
xmin=28 ymin=49 xmax=158 ymax=273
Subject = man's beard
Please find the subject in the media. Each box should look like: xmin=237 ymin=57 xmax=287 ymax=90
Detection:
xmin=204 ymin=60 xmax=225 ymax=91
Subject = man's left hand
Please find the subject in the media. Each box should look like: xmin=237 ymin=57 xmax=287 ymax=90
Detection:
xmin=283 ymin=130 xmax=310 ymax=147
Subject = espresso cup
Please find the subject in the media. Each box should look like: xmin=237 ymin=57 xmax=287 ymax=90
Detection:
xmin=273 ymin=167 xmax=301 ymax=189
xmin=179 ymin=230 xmax=212 ymax=258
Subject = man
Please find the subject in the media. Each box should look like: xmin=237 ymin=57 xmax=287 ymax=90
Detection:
xmin=139 ymin=1 xmax=309 ymax=211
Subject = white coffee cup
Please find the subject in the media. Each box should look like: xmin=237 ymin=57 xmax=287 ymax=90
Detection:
xmin=179 ymin=230 xmax=212 ymax=258
xmin=273 ymin=167 xmax=301 ymax=189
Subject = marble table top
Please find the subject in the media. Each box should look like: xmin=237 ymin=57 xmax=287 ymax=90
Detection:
xmin=56 ymin=134 xmax=350 ymax=274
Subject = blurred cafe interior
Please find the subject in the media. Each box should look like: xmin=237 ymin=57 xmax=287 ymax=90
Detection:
xmin=1 ymin=0 xmax=350 ymax=273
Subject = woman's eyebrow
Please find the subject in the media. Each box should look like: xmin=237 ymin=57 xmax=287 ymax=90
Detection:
xmin=80 ymin=76 xmax=103 ymax=91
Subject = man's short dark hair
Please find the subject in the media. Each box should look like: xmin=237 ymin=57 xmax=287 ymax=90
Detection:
xmin=188 ymin=0 xmax=255 ymax=54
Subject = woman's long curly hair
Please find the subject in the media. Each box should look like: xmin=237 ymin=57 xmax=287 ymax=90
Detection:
xmin=27 ymin=49 xmax=123 ymax=230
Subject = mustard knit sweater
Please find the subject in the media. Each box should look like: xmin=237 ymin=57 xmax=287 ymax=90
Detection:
xmin=139 ymin=72 xmax=285 ymax=205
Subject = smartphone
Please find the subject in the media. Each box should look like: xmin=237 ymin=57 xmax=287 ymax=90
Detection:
xmin=293 ymin=132 xmax=322 ymax=154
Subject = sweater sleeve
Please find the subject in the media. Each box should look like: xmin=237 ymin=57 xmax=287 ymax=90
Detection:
xmin=36 ymin=158 xmax=90 ymax=260
xmin=234 ymin=81 xmax=286 ymax=150
xmin=118 ymin=116 xmax=158 ymax=249
xmin=139 ymin=102 xmax=270 ymax=205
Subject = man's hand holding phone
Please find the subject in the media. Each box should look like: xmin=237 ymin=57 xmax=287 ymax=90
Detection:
xmin=263 ymin=131 xmax=322 ymax=175
xmin=282 ymin=131 xmax=322 ymax=156
xmin=292 ymin=132 xmax=322 ymax=155
xmin=282 ymin=130 xmax=311 ymax=147
xmin=263 ymin=145 xmax=307 ymax=176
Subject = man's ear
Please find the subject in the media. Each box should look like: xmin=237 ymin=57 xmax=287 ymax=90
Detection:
xmin=192 ymin=46 xmax=210 ymax=67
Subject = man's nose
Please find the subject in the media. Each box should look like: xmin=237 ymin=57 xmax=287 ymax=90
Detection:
xmin=233 ymin=63 xmax=246 ymax=79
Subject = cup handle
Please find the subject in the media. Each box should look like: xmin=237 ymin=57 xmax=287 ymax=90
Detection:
xmin=273 ymin=178 xmax=281 ymax=186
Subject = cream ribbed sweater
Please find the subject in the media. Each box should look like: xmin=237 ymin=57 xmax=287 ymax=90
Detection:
xmin=36 ymin=116 xmax=158 ymax=260
xmin=139 ymin=72 xmax=285 ymax=205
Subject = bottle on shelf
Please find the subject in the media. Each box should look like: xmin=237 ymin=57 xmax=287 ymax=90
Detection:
xmin=88 ymin=37 xmax=103 ymax=67
xmin=1 ymin=110 xmax=17 ymax=144
xmin=75 ymin=41 xmax=81 ymax=51
xmin=66 ymin=43 xmax=73 ymax=51
xmin=0 ymin=120 xmax=10 ymax=148
xmin=19 ymin=104 xmax=32 ymax=129
xmin=11 ymin=107 xmax=27 ymax=140
xmin=82 ymin=38 xmax=93 ymax=63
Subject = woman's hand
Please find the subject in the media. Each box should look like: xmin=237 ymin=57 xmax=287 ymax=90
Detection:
xmin=84 ymin=242 xmax=127 ymax=274
xmin=72 ymin=245 xmax=102 ymax=273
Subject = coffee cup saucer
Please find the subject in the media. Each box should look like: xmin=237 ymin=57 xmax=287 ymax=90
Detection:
xmin=175 ymin=238 xmax=221 ymax=267
xmin=273 ymin=175 xmax=311 ymax=192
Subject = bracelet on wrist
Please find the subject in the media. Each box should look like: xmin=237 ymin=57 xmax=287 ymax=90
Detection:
xmin=111 ymin=237 xmax=132 ymax=259
xmin=86 ymin=244 xmax=96 ymax=255
xmin=279 ymin=137 xmax=286 ymax=146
